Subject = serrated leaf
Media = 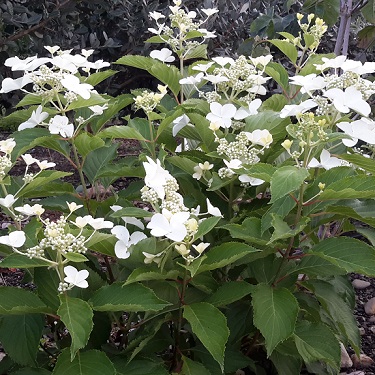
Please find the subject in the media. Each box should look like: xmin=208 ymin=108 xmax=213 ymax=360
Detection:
xmin=17 ymin=171 xmax=71 ymax=197
xmin=262 ymin=195 xmax=296 ymax=233
xmin=270 ymin=166 xmax=309 ymax=203
xmin=52 ymin=349 xmax=116 ymax=375
xmin=125 ymin=268 xmax=180 ymax=285
xmin=309 ymin=237 xmax=375 ymax=276
xmin=293 ymin=255 xmax=346 ymax=277
xmin=339 ymin=153 xmax=375 ymax=174
xmin=197 ymin=242 xmax=260 ymax=275
xmin=84 ymin=70 xmax=118 ymax=86
xmin=269 ymin=39 xmax=298 ymax=64
xmin=16 ymin=94 xmax=43 ymax=107
xmin=63 ymin=252 xmax=88 ymax=262
xmin=252 ymin=283 xmax=298 ymax=356
xmin=98 ymin=125 xmax=146 ymax=141
xmin=110 ymin=207 xmax=152 ymax=218
xmin=303 ymin=280 xmax=360 ymax=354
xmin=0 ymin=287 xmax=49 ymax=314
xmin=265 ymin=62 xmax=290 ymax=91
xmin=319 ymin=176 xmax=375 ymax=200
xmin=74 ymin=133 xmax=105 ymax=158
xmin=89 ymin=283 xmax=171 ymax=312
xmin=34 ymin=267 xmax=60 ymax=311
xmin=184 ymin=302 xmax=229 ymax=371
xmin=194 ymin=216 xmax=221 ymax=241
xmin=0 ymin=314 xmax=44 ymax=367
xmin=0 ymin=253 xmax=50 ymax=268
xmin=268 ymin=214 xmax=310 ymax=243
xmin=243 ymin=163 xmax=277 ymax=182
xmin=206 ymin=281 xmax=254 ymax=307
xmin=294 ymin=321 xmax=340 ymax=369
xmin=85 ymin=232 xmax=116 ymax=257
xmin=58 ymin=295 xmax=93 ymax=360
xmin=184 ymin=44 xmax=208 ymax=60
xmin=181 ymin=356 xmax=211 ymax=375
xmin=222 ymin=217 xmax=272 ymax=246
xmin=67 ymin=93 xmax=108 ymax=111
xmin=112 ymin=358 xmax=169 ymax=375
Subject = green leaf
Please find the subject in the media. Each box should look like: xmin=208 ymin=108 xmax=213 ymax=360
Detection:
xmin=98 ymin=125 xmax=146 ymax=141
xmin=262 ymin=195 xmax=296 ymax=233
xmin=116 ymin=55 xmax=182 ymax=97
xmin=184 ymin=302 xmax=229 ymax=371
xmin=10 ymin=368 xmax=52 ymax=375
xmin=197 ymin=242 xmax=261 ymax=275
xmin=270 ymin=166 xmax=309 ymax=203
xmin=16 ymin=94 xmax=43 ymax=107
xmin=294 ymin=321 xmax=340 ymax=369
xmin=63 ymin=252 xmax=88 ymax=262
xmin=0 ymin=314 xmax=44 ymax=367
xmin=269 ymin=39 xmax=298 ymax=64
xmin=125 ymin=268 xmax=180 ymax=285
xmin=222 ymin=217 xmax=272 ymax=246
xmin=243 ymin=162 xmax=277 ymax=182
xmin=84 ymin=70 xmax=118 ymax=86
xmin=184 ymin=44 xmax=208 ymax=60
xmin=89 ymin=283 xmax=171 ymax=312
xmin=293 ymin=255 xmax=346 ymax=277
xmin=150 ymin=62 xmax=182 ymax=97
xmin=17 ymin=171 xmax=72 ymax=198
xmin=67 ymin=93 xmax=108 ymax=111
xmin=309 ymin=237 xmax=375 ymax=276
xmin=52 ymin=349 xmax=116 ymax=375
xmin=206 ymin=281 xmax=254 ymax=307
xmin=181 ymin=356 xmax=211 ymax=375
xmin=194 ymin=216 xmax=221 ymax=241
xmin=252 ymin=283 xmax=298 ymax=356
xmin=85 ymin=232 xmax=116 ymax=257
xmin=0 ymin=253 xmax=51 ymax=268
xmin=319 ymin=176 xmax=375 ymax=200
xmin=303 ymin=280 xmax=360 ymax=354
xmin=58 ymin=295 xmax=93 ymax=360
xmin=265 ymin=62 xmax=290 ymax=91
xmin=270 ymin=350 xmax=302 ymax=375
xmin=268 ymin=214 xmax=310 ymax=243
xmin=0 ymin=287 xmax=49 ymax=314
xmin=110 ymin=207 xmax=152 ymax=218
xmin=82 ymin=144 xmax=117 ymax=186
xmin=74 ymin=133 xmax=105 ymax=158
xmin=339 ymin=153 xmax=375 ymax=175
xmin=262 ymin=94 xmax=288 ymax=112
xmin=113 ymin=359 xmax=169 ymax=375
xmin=34 ymin=267 xmax=60 ymax=311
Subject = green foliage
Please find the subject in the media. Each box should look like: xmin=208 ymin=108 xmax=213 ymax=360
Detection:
xmin=0 ymin=2 xmax=372 ymax=374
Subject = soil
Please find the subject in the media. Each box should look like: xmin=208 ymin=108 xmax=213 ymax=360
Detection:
xmin=0 ymin=134 xmax=375 ymax=374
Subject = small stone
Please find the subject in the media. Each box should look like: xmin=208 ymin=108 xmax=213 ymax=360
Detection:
xmin=369 ymin=316 xmax=375 ymax=323
xmin=352 ymin=279 xmax=371 ymax=289
xmin=370 ymin=326 xmax=375 ymax=334
xmin=364 ymin=297 xmax=375 ymax=315
xmin=359 ymin=327 xmax=366 ymax=335
xmin=346 ymin=372 xmax=365 ymax=375
xmin=351 ymin=353 xmax=375 ymax=368
xmin=340 ymin=343 xmax=353 ymax=368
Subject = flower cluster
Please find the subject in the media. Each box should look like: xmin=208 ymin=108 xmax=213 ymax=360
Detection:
xmin=0 ymin=46 xmax=109 ymax=137
xmin=148 ymin=0 xmax=218 ymax=60
xmin=0 ymin=138 xmax=15 ymax=180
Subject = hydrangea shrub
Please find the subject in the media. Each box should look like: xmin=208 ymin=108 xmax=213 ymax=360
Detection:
xmin=1 ymin=1 xmax=375 ymax=374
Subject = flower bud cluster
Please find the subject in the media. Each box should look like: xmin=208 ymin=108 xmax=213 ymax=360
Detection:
xmin=134 ymin=85 xmax=167 ymax=115
xmin=27 ymin=216 xmax=87 ymax=259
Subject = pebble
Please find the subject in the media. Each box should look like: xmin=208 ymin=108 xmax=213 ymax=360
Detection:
xmin=351 ymin=353 xmax=375 ymax=368
xmin=364 ymin=297 xmax=375 ymax=315
xmin=359 ymin=327 xmax=366 ymax=335
xmin=369 ymin=316 xmax=375 ymax=323
xmin=370 ymin=326 xmax=375 ymax=334
xmin=352 ymin=279 xmax=371 ymax=289
xmin=340 ymin=343 xmax=353 ymax=368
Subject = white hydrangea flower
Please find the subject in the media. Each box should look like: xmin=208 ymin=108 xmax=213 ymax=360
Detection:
xmin=206 ymin=102 xmax=237 ymax=129
xmin=15 ymin=204 xmax=45 ymax=216
xmin=234 ymin=99 xmax=262 ymax=120
xmin=49 ymin=115 xmax=74 ymax=138
xmin=289 ymin=74 xmax=326 ymax=94
xmin=0 ymin=138 xmax=16 ymax=154
xmin=60 ymin=74 xmax=94 ymax=99
xmin=147 ymin=209 xmax=190 ymax=242
xmin=0 ymin=231 xmax=26 ymax=248
xmin=19 ymin=106 xmax=49 ymax=131
xmin=143 ymin=156 xmax=172 ymax=200
xmin=308 ymin=149 xmax=342 ymax=170
xmin=0 ymin=194 xmax=17 ymax=208
xmin=63 ymin=265 xmax=89 ymax=288
xmin=111 ymin=225 xmax=147 ymax=259
xmin=150 ymin=48 xmax=175 ymax=63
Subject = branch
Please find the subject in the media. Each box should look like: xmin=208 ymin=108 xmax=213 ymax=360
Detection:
xmin=0 ymin=0 xmax=73 ymax=47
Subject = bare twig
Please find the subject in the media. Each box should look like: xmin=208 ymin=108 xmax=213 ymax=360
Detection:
xmin=0 ymin=0 xmax=72 ymax=47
